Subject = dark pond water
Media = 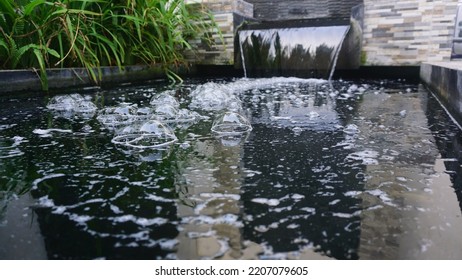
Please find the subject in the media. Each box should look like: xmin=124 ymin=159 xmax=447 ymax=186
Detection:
xmin=1 ymin=77 xmax=462 ymax=260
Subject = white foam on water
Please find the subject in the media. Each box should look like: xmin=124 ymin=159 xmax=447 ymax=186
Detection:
xmin=136 ymin=217 xmax=168 ymax=227
xmin=37 ymin=195 xmax=55 ymax=208
xmin=111 ymin=214 xmax=168 ymax=226
xmin=396 ymin=176 xmax=408 ymax=182
xmin=420 ymin=239 xmax=433 ymax=253
xmin=300 ymin=207 xmax=316 ymax=214
xmin=110 ymin=205 xmax=123 ymax=214
xmin=329 ymin=199 xmax=341 ymax=205
xmin=271 ymin=206 xmax=293 ymax=213
xmin=287 ymin=223 xmax=300 ymax=229
xmin=159 ymin=239 xmax=179 ymax=250
xmin=181 ymin=214 xmax=243 ymax=227
xmin=332 ymin=210 xmax=361 ymax=218
xmin=193 ymin=202 xmax=207 ymax=215
xmin=365 ymin=189 xmax=397 ymax=207
xmin=346 ymin=149 xmax=379 ymax=165
xmin=364 ymin=205 xmax=384 ymax=211
xmin=12 ymin=136 xmax=26 ymax=144
xmin=0 ymin=136 xmax=27 ymax=158
xmin=291 ymin=194 xmax=305 ymax=201
xmin=344 ymin=191 xmax=362 ymax=197
xmin=251 ymin=198 xmax=280 ymax=206
xmin=0 ymin=124 xmax=17 ymax=131
xmin=145 ymin=194 xmax=174 ymax=203
xmin=254 ymin=225 xmax=269 ymax=233
xmin=32 ymin=173 xmax=66 ymax=190
xmin=33 ymin=128 xmax=73 ymax=137
xmin=52 ymin=206 xmax=67 ymax=214
xmin=187 ymin=230 xmax=217 ymax=239
xmin=69 ymin=214 xmax=93 ymax=224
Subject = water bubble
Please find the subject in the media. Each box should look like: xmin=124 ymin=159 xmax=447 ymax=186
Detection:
xmin=153 ymin=104 xmax=179 ymax=121
xmin=211 ymin=111 xmax=252 ymax=135
xmin=189 ymin=83 xmax=235 ymax=111
xmin=74 ymin=100 xmax=97 ymax=113
xmin=150 ymin=91 xmax=180 ymax=108
xmin=112 ymin=103 xmax=138 ymax=116
xmin=170 ymin=109 xmax=200 ymax=129
xmin=343 ymin=124 xmax=360 ymax=135
xmin=216 ymin=134 xmax=249 ymax=147
xmin=307 ymin=111 xmax=320 ymax=119
xmin=47 ymin=94 xmax=97 ymax=119
xmin=135 ymin=107 xmax=154 ymax=118
xmin=111 ymin=120 xmax=177 ymax=149
xmin=47 ymin=94 xmax=84 ymax=111
xmin=97 ymin=103 xmax=138 ymax=129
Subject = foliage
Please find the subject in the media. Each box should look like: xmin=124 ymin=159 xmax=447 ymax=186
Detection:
xmin=0 ymin=0 xmax=216 ymax=90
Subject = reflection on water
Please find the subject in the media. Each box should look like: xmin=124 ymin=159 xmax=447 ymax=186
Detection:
xmin=1 ymin=78 xmax=462 ymax=259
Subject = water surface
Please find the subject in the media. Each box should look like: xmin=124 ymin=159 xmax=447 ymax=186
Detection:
xmin=1 ymin=78 xmax=462 ymax=259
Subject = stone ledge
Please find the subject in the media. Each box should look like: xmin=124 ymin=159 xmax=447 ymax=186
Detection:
xmin=420 ymin=61 xmax=462 ymax=125
xmin=0 ymin=65 xmax=194 ymax=94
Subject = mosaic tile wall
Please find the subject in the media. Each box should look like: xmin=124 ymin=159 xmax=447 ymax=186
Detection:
xmin=363 ymin=0 xmax=460 ymax=66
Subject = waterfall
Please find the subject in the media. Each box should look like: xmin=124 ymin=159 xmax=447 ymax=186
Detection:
xmin=237 ymin=25 xmax=352 ymax=78
xmin=328 ymin=26 xmax=351 ymax=82
xmin=239 ymin=34 xmax=248 ymax=78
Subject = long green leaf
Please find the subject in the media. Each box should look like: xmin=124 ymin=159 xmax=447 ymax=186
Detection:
xmin=52 ymin=9 xmax=102 ymax=17
xmin=46 ymin=47 xmax=60 ymax=59
xmin=24 ymin=0 xmax=47 ymax=16
xmin=33 ymin=47 xmax=48 ymax=91
xmin=12 ymin=44 xmax=37 ymax=68
xmin=0 ymin=0 xmax=16 ymax=17
xmin=0 ymin=37 xmax=8 ymax=53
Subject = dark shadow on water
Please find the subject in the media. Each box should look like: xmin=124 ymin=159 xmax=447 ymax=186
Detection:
xmin=425 ymin=88 xmax=462 ymax=210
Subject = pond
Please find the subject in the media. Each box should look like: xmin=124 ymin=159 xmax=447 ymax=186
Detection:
xmin=1 ymin=77 xmax=462 ymax=260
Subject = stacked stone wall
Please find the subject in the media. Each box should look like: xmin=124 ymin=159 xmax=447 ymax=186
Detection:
xmin=187 ymin=0 xmax=462 ymax=66
xmin=185 ymin=0 xmax=254 ymax=65
xmin=363 ymin=0 xmax=460 ymax=65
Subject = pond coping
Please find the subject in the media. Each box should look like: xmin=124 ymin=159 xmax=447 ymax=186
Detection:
xmin=0 ymin=65 xmax=196 ymax=94
xmin=420 ymin=61 xmax=462 ymax=127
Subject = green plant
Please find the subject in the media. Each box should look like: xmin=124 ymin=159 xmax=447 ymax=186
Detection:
xmin=0 ymin=0 xmax=217 ymax=90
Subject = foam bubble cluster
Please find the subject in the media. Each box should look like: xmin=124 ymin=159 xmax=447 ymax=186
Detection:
xmin=47 ymin=93 xmax=97 ymax=119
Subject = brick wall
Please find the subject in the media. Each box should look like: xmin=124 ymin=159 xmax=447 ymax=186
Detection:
xmin=362 ymin=0 xmax=460 ymax=66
